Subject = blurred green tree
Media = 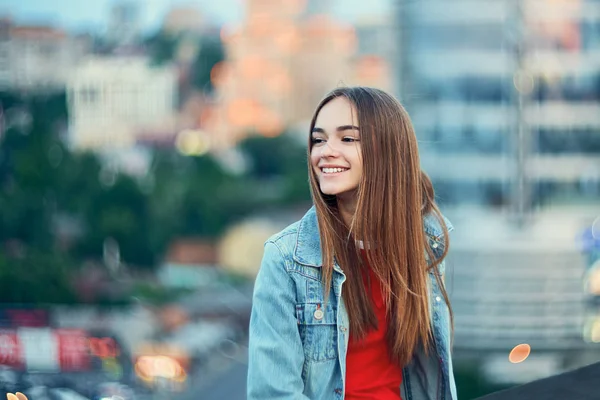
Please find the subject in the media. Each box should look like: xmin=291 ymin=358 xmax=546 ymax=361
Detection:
xmin=74 ymin=173 xmax=155 ymax=268
xmin=145 ymin=30 xmax=180 ymax=66
xmin=190 ymin=36 xmax=225 ymax=93
xmin=0 ymin=251 xmax=78 ymax=304
xmin=239 ymin=133 xmax=311 ymax=204
xmin=0 ymin=94 xmax=66 ymax=251
xmin=176 ymin=153 xmax=241 ymax=236
xmin=144 ymin=149 xmax=252 ymax=248
xmin=0 ymin=89 xmax=316 ymax=303
xmin=0 ymin=94 xmax=87 ymax=303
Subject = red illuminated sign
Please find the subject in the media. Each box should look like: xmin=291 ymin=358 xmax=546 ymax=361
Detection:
xmin=0 ymin=328 xmax=121 ymax=372
xmin=56 ymin=329 xmax=90 ymax=371
xmin=0 ymin=330 xmax=22 ymax=369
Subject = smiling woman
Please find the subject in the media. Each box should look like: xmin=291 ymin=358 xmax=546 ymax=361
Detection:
xmin=247 ymin=86 xmax=455 ymax=400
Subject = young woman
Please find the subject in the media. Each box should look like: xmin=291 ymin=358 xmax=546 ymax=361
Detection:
xmin=247 ymin=87 xmax=456 ymax=400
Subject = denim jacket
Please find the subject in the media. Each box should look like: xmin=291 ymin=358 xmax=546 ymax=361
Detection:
xmin=248 ymin=206 xmax=456 ymax=400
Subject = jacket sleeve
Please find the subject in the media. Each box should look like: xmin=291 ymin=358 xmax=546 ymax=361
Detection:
xmin=247 ymin=241 xmax=309 ymax=400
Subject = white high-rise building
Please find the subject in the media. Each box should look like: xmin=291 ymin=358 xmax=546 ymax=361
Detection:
xmin=395 ymin=0 xmax=600 ymax=383
xmin=396 ymin=0 xmax=600 ymax=209
xmin=67 ymin=56 xmax=177 ymax=151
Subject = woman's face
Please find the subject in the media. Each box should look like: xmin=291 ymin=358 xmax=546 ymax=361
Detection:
xmin=310 ymin=96 xmax=363 ymax=200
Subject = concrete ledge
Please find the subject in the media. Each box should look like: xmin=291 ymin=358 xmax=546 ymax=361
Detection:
xmin=477 ymin=361 xmax=600 ymax=400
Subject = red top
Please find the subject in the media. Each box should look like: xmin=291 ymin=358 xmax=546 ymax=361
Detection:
xmin=345 ymin=252 xmax=403 ymax=399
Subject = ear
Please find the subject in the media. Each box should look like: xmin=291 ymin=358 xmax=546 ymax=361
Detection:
xmin=16 ymin=394 xmax=28 ymax=400
xmin=6 ymin=394 xmax=18 ymax=400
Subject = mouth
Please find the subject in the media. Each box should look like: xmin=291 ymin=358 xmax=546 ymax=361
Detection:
xmin=320 ymin=167 xmax=349 ymax=175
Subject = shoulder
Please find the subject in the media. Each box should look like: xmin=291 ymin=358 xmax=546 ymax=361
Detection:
xmin=423 ymin=211 xmax=454 ymax=260
xmin=423 ymin=211 xmax=454 ymax=239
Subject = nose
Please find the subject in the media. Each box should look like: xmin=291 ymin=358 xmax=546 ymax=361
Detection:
xmin=320 ymin=140 xmax=340 ymax=158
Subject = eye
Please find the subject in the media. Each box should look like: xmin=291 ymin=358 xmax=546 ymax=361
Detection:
xmin=311 ymin=137 xmax=325 ymax=144
xmin=342 ymin=137 xmax=359 ymax=143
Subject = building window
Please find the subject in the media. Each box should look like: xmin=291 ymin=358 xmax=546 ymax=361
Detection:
xmin=38 ymin=42 xmax=57 ymax=57
xmin=80 ymin=87 xmax=99 ymax=105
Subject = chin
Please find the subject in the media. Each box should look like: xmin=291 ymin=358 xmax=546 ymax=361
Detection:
xmin=319 ymin=187 xmax=338 ymax=196
xmin=320 ymin=186 xmax=348 ymax=196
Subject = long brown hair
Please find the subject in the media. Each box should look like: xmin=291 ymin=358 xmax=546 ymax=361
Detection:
xmin=308 ymin=86 xmax=452 ymax=367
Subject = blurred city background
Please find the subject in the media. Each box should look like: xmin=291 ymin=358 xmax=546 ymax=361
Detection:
xmin=0 ymin=0 xmax=598 ymax=399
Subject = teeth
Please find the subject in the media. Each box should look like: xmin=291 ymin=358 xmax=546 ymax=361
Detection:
xmin=322 ymin=167 xmax=347 ymax=174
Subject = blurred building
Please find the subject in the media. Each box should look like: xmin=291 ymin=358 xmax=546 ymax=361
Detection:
xmin=0 ymin=19 xmax=90 ymax=92
xmin=395 ymin=0 xmax=600 ymax=383
xmin=162 ymin=5 xmax=211 ymax=66
xmin=205 ymin=0 xmax=358 ymax=147
xmin=107 ymin=1 xmax=141 ymax=48
xmin=352 ymin=15 xmax=395 ymax=92
xmin=158 ymin=238 xmax=220 ymax=289
xmin=397 ymin=0 xmax=600 ymax=209
xmin=445 ymin=206 xmax=599 ymax=383
xmin=162 ymin=6 xmax=207 ymax=35
xmin=67 ymin=56 xmax=177 ymax=151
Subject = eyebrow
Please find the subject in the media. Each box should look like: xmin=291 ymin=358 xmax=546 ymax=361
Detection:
xmin=311 ymin=125 xmax=360 ymax=134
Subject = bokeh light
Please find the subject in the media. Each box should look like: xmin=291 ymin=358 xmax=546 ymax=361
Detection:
xmin=175 ymin=129 xmax=210 ymax=156
xmin=509 ymin=344 xmax=531 ymax=364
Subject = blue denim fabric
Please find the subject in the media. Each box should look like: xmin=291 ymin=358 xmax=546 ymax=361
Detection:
xmin=248 ymin=206 xmax=456 ymax=400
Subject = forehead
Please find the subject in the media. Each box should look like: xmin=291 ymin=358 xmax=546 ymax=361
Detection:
xmin=314 ymin=97 xmax=358 ymax=128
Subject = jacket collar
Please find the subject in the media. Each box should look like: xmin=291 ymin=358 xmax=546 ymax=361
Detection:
xmin=293 ymin=205 xmax=454 ymax=269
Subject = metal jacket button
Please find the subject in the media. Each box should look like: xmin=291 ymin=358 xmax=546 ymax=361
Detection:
xmin=314 ymin=309 xmax=324 ymax=320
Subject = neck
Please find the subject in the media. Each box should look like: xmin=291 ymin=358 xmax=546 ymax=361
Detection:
xmin=337 ymin=194 xmax=357 ymax=228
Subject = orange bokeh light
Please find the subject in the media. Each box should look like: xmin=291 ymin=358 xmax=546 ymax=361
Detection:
xmin=255 ymin=108 xmax=283 ymax=137
xmin=239 ymin=56 xmax=267 ymax=79
xmin=247 ymin=12 xmax=274 ymax=37
xmin=356 ymin=55 xmax=386 ymax=81
xmin=199 ymin=105 xmax=216 ymax=127
xmin=89 ymin=337 xmax=119 ymax=358
xmin=341 ymin=26 xmax=357 ymax=54
xmin=286 ymin=0 xmax=307 ymax=15
xmin=210 ymin=61 xmax=230 ymax=87
xmin=135 ymin=355 xmax=187 ymax=382
xmin=274 ymin=27 xmax=300 ymax=53
xmin=304 ymin=14 xmax=334 ymax=36
xmin=227 ymin=98 xmax=259 ymax=127
xmin=508 ymin=343 xmax=531 ymax=363
xmin=266 ymin=68 xmax=292 ymax=95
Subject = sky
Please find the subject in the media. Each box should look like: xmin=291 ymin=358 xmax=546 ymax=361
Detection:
xmin=0 ymin=0 xmax=389 ymax=34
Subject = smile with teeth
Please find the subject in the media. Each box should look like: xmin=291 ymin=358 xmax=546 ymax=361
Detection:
xmin=321 ymin=167 xmax=349 ymax=174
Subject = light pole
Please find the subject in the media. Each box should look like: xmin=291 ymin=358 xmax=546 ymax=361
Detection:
xmin=511 ymin=0 xmax=533 ymax=227
xmin=396 ymin=0 xmax=412 ymax=105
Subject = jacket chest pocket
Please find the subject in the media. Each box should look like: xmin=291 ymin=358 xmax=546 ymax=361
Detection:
xmin=296 ymin=302 xmax=338 ymax=362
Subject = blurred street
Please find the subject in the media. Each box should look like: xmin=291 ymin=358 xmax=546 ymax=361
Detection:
xmin=184 ymin=358 xmax=247 ymax=400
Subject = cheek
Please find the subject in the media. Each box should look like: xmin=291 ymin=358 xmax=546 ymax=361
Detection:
xmin=352 ymin=158 xmax=363 ymax=180
xmin=310 ymin=150 xmax=320 ymax=167
xmin=350 ymin=153 xmax=363 ymax=170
